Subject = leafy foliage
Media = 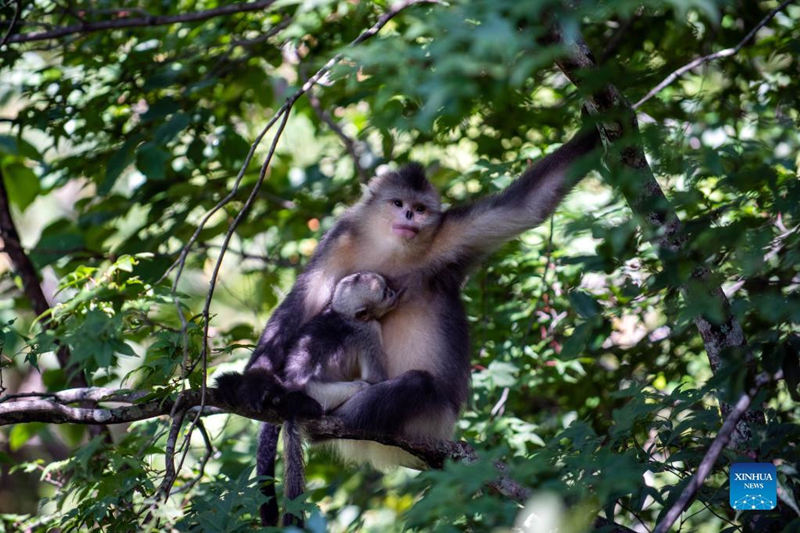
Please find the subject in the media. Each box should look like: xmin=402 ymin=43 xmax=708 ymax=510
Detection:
xmin=1 ymin=0 xmax=799 ymax=531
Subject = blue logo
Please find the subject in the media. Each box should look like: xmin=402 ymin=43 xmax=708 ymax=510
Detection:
xmin=730 ymin=463 xmax=777 ymax=510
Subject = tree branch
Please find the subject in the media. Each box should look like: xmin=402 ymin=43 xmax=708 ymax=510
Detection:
xmin=0 ymin=386 xmax=522 ymax=499
xmin=552 ymin=28 xmax=766 ymax=447
xmin=4 ymin=0 xmax=279 ymax=44
xmin=0 ymin=385 xmax=643 ymax=532
xmin=654 ymin=371 xmax=782 ymax=533
xmin=0 ymin=387 xmax=452 ymax=463
xmin=174 ymin=419 xmax=213 ymax=496
xmin=0 ymin=387 xmax=148 ymax=404
xmin=0 ymin=167 xmax=78 ymax=377
xmin=0 ymin=169 xmax=53 ymax=324
xmin=633 ymin=0 xmax=795 ymax=109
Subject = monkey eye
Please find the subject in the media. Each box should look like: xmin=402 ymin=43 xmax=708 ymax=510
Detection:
xmin=415 ymin=205 xmax=426 ymax=213
xmin=391 ymin=199 xmax=403 ymax=208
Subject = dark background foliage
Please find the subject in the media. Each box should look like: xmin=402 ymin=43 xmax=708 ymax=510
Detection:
xmin=0 ymin=0 xmax=798 ymax=531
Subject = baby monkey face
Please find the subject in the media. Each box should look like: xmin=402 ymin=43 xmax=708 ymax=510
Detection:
xmin=332 ymin=272 xmax=402 ymax=320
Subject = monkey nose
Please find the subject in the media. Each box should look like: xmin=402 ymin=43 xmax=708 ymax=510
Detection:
xmin=405 ymin=210 xmax=413 ymax=220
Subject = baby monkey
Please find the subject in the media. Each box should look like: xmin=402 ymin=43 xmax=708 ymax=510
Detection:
xmin=284 ymin=271 xmax=401 ymax=411
xmin=217 ymin=271 xmax=401 ymax=525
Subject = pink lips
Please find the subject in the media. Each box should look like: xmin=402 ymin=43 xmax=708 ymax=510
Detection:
xmin=392 ymin=224 xmax=419 ymax=239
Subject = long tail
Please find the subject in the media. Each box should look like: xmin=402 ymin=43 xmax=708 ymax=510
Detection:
xmin=217 ymin=370 xmax=321 ymax=527
xmin=257 ymin=423 xmax=280 ymax=526
xmin=282 ymin=419 xmax=306 ymax=527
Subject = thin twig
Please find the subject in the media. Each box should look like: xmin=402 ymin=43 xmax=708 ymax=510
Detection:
xmin=193 ymin=108 xmax=292 ymax=382
xmin=307 ymin=88 xmax=371 ymax=182
xmin=5 ymin=0 xmax=279 ymax=44
xmin=653 ymin=371 xmax=783 ymax=533
xmin=196 ymin=242 xmax=295 ymax=267
xmin=633 ymin=0 xmax=795 ymax=109
xmin=0 ymin=0 xmax=21 ymax=48
xmin=157 ymin=399 xmax=188 ymax=501
xmin=490 ymin=387 xmax=509 ymax=418
xmin=174 ymin=419 xmax=213 ymax=495
xmin=232 ymin=16 xmax=292 ymax=47
xmin=163 ymin=99 xmax=292 ymax=375
xmin=524 ymin=214 xmax=556 ymax=344
xmin=78 ymin=7 xmax=152 ymax=18
xmin=163 ymin=108 xmax=294 ymax=502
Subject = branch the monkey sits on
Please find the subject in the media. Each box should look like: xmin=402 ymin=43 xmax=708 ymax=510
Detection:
xmin=217 ymin=127 xmax=601 ymax=525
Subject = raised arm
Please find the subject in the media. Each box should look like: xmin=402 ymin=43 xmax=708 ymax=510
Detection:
xmin=430 ymin=128 xmax=601 ymax=267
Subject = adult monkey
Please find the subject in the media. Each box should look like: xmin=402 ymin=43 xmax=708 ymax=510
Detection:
xmin=225 ymin=126 xmax=600 ymax=525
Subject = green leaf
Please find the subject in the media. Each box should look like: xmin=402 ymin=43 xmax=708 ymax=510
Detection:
xmin=560 ymin=322 xmax=592 ymax=359
xmin=1 ymin=162 xmax=40 ymax=210
xmin=136 ymin=142 xmax=170 ymax=180
xmin=154 ymin=112 xmax=191 ymax=144
xmin=9 ymin=423 xmax=44 ymax=451
xmin=568 ymin=290 xmax=601 ymax=319
xmin=485 ymin=361 xmax=518 ymax=388
xmin=30 ymin=222 xmax=85 ymax=268
xmin=140 ymin=97 xmax=179 ymax=121
xmin=102 ymin=139 xmax=138 ymax=194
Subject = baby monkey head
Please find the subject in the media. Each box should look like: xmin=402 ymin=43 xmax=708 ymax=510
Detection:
xmin=332 ymin=272 xmax=402 ymax=322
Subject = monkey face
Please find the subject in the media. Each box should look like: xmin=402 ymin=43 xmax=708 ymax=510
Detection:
xmin=385 ymin=194 xmax=440 ymax=241
xmin=332 ymin=272 xmax=401 ymax=320
xmin=366 ymin=186 xmax=441 ymax=246
xmin=364 ymin=166 xmax=442 ymax=247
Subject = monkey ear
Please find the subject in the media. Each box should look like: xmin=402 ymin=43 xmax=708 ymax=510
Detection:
xmin=366 ymin=174 xmax=388 ymax=195
xmin=366 ymin=177 xmax=381 ymax=195
xmin=354 ymin=308 xmax=370 ymax=322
